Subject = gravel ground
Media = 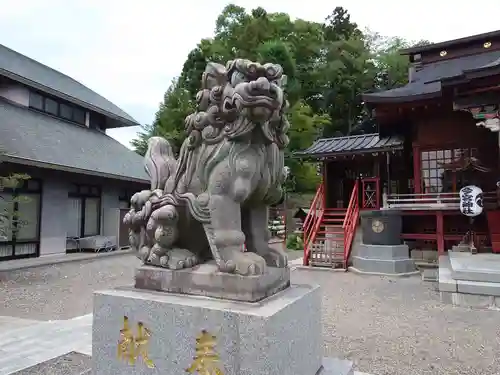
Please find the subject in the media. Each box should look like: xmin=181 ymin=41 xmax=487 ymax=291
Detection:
xmin=1 ymin=253 xmax=499 ymax=375
xmin=294 ymin=270 xmax=500 ymax=375
xmin=0 ymin=254 xmax=140 ymax=320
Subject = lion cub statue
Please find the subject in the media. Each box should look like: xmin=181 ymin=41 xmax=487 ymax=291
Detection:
xmin=124 ymin=58 xmax=290 ymax=276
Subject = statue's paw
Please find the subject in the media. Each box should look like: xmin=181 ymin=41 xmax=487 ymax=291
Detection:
xmin=262 ymin=245 xmax=288 ymax=268
xmin=165 ymin=248 xmax=199 ymax=270
xmin=145 ymin=244 xmax=168 ymax=266
xmin=220 ymin=251 xmax=266 ymax=276
xmin=138 ymin=246 xmax=151 ymax=263
xmin=147 ymin=252 xmax=162 ymax=266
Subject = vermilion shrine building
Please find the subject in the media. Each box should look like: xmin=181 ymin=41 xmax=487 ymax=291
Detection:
xmin=297 ymin=30 xmax=500 ymax=268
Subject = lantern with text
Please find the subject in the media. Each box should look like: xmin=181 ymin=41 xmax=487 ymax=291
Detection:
xmin=459 ymin=185 xmax=483 ymax=217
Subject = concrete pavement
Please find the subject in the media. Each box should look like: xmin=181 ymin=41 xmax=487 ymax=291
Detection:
xmin=0 ymin=249 xmax=133 ymax=272
xmin=0 ymin=315 xmax=91 ymax=375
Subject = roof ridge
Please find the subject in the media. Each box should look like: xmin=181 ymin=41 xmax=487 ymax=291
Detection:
xmin=0 ymin=43 xmax=139 ymax=126
xmin=317 ymin=133 xmax=380 ymax=142
xmin=401 ymin=29 xmax=500 ymax=55
xmin=0 ymin=43 xmax=95 ymax=96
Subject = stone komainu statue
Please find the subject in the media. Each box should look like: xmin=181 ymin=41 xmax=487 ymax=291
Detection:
xmin=123 ymin=59 xmax=290 ymax=276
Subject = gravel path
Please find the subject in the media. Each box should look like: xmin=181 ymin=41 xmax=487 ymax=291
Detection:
xmin=293 ymin=269 xmax=500 ymax=375
xmin=1 ymin=254 xmax=499 ymax=374
xmin=0 ymin=254 xmax=140 ymax=320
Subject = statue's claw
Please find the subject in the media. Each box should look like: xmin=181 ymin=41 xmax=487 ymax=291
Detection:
xmin=262 ymin=245 xmax=288 ymax=268
xmin=164 ymin=248 xmax=199 ymax=270
xmin=218 ymin=250 xmax=266 ymax=276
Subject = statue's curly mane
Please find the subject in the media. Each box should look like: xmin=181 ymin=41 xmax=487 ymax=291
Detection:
xmin=153 ymin=59 xmax=290 ymax=222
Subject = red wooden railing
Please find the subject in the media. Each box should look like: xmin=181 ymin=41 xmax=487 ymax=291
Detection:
xmin=303 ymin=182 xmax=325 ymax=266
xmin=343 ymin=180 xmax=360 ymax=267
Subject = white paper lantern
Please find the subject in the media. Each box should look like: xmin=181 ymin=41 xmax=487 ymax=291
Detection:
xmin=459 ymin=185 xmax=483 ymax=217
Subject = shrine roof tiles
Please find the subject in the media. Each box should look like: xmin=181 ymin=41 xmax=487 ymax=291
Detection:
xmin=295 ymin=133 xmax=404 ymax=158
xmin=363 ymin=48 xmax=500 ymax=104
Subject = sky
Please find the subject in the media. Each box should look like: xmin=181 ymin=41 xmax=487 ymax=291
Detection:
xmin=1 ymin=0 xmax=499 ymax=149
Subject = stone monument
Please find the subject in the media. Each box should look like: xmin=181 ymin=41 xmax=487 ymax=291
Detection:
xmin=92 ymin=59 xmax=354 ymax=374
xmin=351 ymin=210 xmax=417 ymax=276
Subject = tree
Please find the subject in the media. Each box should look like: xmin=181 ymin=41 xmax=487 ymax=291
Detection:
xmin=285 ymin=101 xmax=331 ymax=192
xmin=179 ymin=48 xmax=207 ymax=99
xmin=311 ymin=35 xmax=376 ymax=136
xmin=131 ymin=78 xmax=195 ymax=156
xmin=366 ymin=30 xmax=432 ymax=90
xmin=133 ymin=4 xmax=430 ymax=192
xmin=177 ymin=4 xmax=325 ymax=108
xmin=323 ymin=6 xmax=361 ymax=41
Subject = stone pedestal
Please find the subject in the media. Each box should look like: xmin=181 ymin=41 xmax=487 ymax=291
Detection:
xmin=92 ymin=284 xmax=354 ymax=375
xmin=351 ymin=243 xmax=418 ymax=276
xmin=439 ymin=252 xmax=500 ymax=309
xmin=360 ymin=210 xmax=402 ymax=246
xmin=135 ymin=262 xmax=290 ymax=303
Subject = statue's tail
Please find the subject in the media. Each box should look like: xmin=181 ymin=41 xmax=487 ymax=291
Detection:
xmin=144 ymin=137 xmax=177 ymax=191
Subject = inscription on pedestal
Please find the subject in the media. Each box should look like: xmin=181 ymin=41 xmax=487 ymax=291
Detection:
xmin=117 ymin=316 xmax=155 ymax=369
xmin=186 ymin=330 xmax=224 ymax=375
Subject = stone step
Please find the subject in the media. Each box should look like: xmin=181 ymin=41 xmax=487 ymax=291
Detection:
xmin=321 ymin=357 xmax=354 ymax=375
xmin=352 ymin=256 xmax=417 ymax=275
xmin=0 ymin=316 xmax=92 ymax=374
xmin=449 ymin=251 xmax=500 ymax=283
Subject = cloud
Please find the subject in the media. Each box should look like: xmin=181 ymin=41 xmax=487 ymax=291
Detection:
xmin=1 ymin=0 xmax=499 ymax=148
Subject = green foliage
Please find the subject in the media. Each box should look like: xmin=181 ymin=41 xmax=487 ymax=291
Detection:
xmin=366 ymin=30 xmax=432 ymax=90
xmin=132 ymin=4 xmax=426 ymax=193
xmin=285 ymin=101 xmax=329 ymax=192
xmin=286 ymin=233 xmax=303 ymax=251
xmin=131 ymin=78 xmax=195 ymax=156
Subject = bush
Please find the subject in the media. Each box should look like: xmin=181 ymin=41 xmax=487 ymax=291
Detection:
xmin=286 ymin=234 xmax=303 ymax=251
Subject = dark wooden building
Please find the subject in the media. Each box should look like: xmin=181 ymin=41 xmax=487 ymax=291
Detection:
xmin=297 ymin=30 xmax=500 ymax=268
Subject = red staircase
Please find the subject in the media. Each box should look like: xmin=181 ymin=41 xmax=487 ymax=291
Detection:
xmin=303 ymin=181 xmax=360 ymax=268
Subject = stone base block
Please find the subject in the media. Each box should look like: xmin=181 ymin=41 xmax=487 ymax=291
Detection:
xmin=135 ymin=262 xmax=290 ymax=302
xmin=439 ymin=255 xmax=500 ymax=310
xmin=352 ymin=256 xmax=417 ymax=275
xmin=439 ymin=291 xmax=500 ymax=310
xmin=357 ymin=244 xmax=409 ymax=260
xmin=438 ymin=255 xmax=457 ymax=292
xmin=451 ymin=244 xmax=472 ymax=252
xmin=92 ymin=284 xmax=324 ymax=375
xmin=422 ymin=268 xmax=438 ymax=282
xmin=449 ymin=252 xmax=500 ymax=283
xmin=411 ymin=249 xmax=438 ymax=262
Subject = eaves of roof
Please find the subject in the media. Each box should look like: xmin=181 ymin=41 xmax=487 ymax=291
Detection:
xmin=294 ymin=133 xmax=404 ymax=159
xmin=0 ymin=100 xmax=149 ymax=183
xmin=363 ymin=50 xmax=500 ymax=104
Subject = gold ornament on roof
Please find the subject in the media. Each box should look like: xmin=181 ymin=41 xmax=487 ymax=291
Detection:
xmin=439 ymin=50 xmax=447 ymax=57
xmin=484 ymin=41 xmax=492 ymax=48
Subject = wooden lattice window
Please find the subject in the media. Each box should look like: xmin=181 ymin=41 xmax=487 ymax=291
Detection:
xmin=420 ymin=148 xmax=478 ymax=193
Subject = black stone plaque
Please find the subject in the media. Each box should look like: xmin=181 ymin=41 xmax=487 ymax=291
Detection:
xmin=360 ymin=210 xmax=402 ymax=246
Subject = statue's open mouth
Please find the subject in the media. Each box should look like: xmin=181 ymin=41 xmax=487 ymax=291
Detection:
xmin=232 ymin=78 xmax=283 ymax=113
